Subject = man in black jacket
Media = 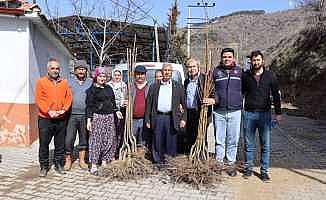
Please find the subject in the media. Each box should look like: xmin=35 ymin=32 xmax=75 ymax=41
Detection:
xmin=242 ymin=50 xmax=282 ymax=182
xmin=145 ymin=63 xmax=187 ymax=164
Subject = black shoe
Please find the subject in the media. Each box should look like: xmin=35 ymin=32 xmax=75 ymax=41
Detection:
xmin=55 ymin=165 xmax=66 ymax=175
xmin=226 ymin=168 xmax=237 ymax=177
xmin=242 ymin=169 xmax=252 ymax=179
xmin=39 ymin=168 xmax=48 ymax=177
xmin=154 ymin=162 xmax=165 ymax=171
xmin=260 ymin=173 xmax=271 ymax=182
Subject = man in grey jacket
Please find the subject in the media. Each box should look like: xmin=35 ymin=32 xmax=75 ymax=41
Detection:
xmin=64 ymin=60 xmax=93 ymax=170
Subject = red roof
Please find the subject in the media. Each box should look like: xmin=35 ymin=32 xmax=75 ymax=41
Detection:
xmin=0 ymin=7 xmax=24 ymax=15
xmin=18 ymin=0 xmax=38 ymax=11
xmin=0 ymin=0 xmax=40 ymax=16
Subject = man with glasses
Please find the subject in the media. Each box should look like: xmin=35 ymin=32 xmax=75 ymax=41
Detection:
xmin=35 ymin=58 xmax=72 ymax=177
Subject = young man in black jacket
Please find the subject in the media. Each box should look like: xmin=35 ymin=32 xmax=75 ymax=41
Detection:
xmin=242 ymin=50 xmax=282 ymax=182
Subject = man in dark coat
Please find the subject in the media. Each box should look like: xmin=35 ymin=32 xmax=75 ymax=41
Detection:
xmin=183 ymin=58 xmax=204 ymax=153
xmin=242 ymin=50 xmax=282 ymax=182
xmin=144 ymin=63 xmax=187 ymax=164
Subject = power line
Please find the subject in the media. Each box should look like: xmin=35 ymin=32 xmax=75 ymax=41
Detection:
xmin=187 ymin=1 xmax=216 ymax=58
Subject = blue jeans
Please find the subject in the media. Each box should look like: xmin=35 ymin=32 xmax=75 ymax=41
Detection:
xmin=133 ymin=118 xmax=145 ymax=146
xmin=213 ymin=110 xmax=242 ymax=164
xmin=243 ymin=111 xmax=271 ymax=174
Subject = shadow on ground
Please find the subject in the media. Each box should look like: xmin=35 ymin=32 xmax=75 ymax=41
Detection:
xmin=235 ymin=114 xmax=326 ymax=184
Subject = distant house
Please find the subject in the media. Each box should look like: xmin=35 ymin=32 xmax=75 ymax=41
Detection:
xmin=0 ymin=0 xmax=73 ymax=146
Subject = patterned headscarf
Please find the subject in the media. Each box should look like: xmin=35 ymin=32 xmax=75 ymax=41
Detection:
xmin=93 ymin=67 xmax=109 ymax=82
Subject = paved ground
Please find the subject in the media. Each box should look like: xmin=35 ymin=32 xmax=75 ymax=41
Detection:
xmin=0 ymin=114 xmax=325 ymax=200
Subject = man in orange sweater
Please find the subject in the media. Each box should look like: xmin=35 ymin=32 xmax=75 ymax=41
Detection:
xmin=35 ymin=58 xmax=72 ymax=177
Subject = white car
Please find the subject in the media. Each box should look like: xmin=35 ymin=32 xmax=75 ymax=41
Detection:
xmin=113 ymin=62 xmax=185 ymax=84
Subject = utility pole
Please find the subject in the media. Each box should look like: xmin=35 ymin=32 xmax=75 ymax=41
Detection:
xmin=187 ymin=6 xmax=191 ymax=58
xmin=154 ymin=21 xmax=160 ymax=62
xmin=187 ymin=2 xmax=216 ymax=59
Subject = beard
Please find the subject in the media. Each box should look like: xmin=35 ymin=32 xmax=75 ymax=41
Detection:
xmin=77 ymin=73 xmax=86 ymax=80
xmin=252 ymin=63 xmax=263 ymax=71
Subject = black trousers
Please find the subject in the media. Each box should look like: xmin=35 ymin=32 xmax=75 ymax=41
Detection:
xmin=115 ymin=107 xmax=126 ymax=155
xmin=185 ymin=108 xmax=200 ymax=153
xmin=38 ymin=117 xmax=66 ymax=169
xmin=65 ymin=114 xmax=88 ymax=155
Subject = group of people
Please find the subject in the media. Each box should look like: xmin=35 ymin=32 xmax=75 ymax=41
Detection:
xmin=35 ymin=47 xmax=282 ymax=182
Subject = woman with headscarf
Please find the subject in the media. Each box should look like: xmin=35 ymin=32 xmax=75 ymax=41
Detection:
xmin=86 ymin=67 xmax=123 ymax=175
xmin=107 ymin=69 xmax=127 ymax=156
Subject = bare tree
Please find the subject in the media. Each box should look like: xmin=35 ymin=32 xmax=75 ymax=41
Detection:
xmin=73 ymin=0 xmax=152 ymax=67
xmin=42 ymin=0 xmax=151 ymax=67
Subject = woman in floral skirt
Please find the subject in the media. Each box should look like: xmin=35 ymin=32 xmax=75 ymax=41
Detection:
xmin=86 ymin=67 xmax=123 ymax=175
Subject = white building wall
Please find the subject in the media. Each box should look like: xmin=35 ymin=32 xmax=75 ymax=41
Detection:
xmin=28 ymin=21 xmax=71 ymax=103
xmin=0 ymin=17 xmax=29 ymax=104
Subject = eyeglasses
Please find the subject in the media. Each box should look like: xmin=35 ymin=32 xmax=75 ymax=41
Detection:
xmin=50 ymin=67 xmax=60 ymax=70
xmin=223 ymin=56 xmax=233 ymax=59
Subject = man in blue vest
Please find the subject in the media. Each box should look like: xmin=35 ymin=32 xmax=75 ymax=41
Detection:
xmin=204 ymin=48 xmax=242 ymax=177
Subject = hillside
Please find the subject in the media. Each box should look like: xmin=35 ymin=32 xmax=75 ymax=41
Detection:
xmin=180 ymin=7 xmax=319 ymax=66
xmin=178 ymin=7 xmax=326 ymax=119
xmin=270 ymin=24 xmax=326 ymax=119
